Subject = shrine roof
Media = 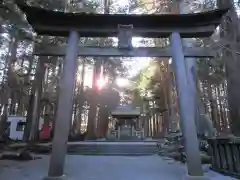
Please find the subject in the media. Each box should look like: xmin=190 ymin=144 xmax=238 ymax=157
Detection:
xmin=16 ymin=2 xmax=228 ymax=38
xmin=111 ymin=115 xmax=140 ymax=120
xmin=111 ymin=105 xmax=141 ymax=119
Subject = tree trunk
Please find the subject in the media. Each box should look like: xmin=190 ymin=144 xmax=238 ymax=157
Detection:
xmin=207 ymin=83 xmax=220 ymax=132
xmin=9 ymin=92 xmax=16 ymax=114
xmin=23 ymin=59 xmax=46 ymax=142
xmin=96 ymin=105 xmax=109 ymax=138
xmin=75 ymin=58 xmax=86 ymax=134
xmin=86 ymin=60 xmax=101 ymax=139
xmin=52 ymin=59 xmax=63 ymax=135
xmin=218 ymin=0 xmax=240 ymax=136
xmin=217 ymin=85 xmax=228 ymax=133
xmin=87 ymin=0 xmax=110 ymax=139
xmin=0 ymin=35 xmax=18 ymax=140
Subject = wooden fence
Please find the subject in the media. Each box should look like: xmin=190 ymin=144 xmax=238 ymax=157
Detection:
xmin=208 ymin=138 xmax=240 ymax=178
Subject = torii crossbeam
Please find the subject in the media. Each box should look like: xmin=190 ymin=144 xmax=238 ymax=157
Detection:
xmin=16 ymin=3 xmax=227 ymax=38
xmin=16 ymin=2 xmax=228 ymax=180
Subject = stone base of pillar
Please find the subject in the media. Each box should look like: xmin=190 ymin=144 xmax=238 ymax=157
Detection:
xmin=43 ymin=175 xmax=68 ymax=180
xmin=183 ymin=175 xmax=211 ymax=180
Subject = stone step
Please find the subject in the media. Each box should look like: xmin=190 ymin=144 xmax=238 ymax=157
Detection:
xmin=67 ymin=143 xmax=158 ymax=156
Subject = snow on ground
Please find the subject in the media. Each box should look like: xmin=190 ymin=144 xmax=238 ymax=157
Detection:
xmin=0 ymin=155 xmax=237 ymax=180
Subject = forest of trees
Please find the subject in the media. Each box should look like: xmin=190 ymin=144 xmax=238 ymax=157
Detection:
xmin=0 ymin=0 xmax=240 ymax=143
xmin=131 ymin=0 xmax=240 ymax=137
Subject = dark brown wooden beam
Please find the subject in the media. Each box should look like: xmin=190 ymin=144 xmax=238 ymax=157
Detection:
xmin=34 ymin=45 xmax=216 ymax=57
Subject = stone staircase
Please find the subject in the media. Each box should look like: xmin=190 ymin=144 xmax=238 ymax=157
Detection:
xmin=67 ymin=142 xmax=158 ymax=156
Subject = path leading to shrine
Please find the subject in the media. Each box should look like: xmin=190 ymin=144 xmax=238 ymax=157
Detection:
xmin=0 ymin=155 xmax=236 ymax=180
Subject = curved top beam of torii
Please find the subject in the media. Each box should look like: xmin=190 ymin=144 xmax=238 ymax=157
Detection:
xmin=15 ymin=1 xmax=228 ymax=38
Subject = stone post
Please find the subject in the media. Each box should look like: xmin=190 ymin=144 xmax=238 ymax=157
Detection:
xmin=179 ymin=0 xmax=200 ymax=135
xmin=44 ymin=31 xmax=79 ymax=180
xmin=170 ymin=32 xmax=205 ymax=179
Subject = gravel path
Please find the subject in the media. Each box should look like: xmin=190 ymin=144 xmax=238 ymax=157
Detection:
xmin=0 ymin=155 xmax=237 ymax=180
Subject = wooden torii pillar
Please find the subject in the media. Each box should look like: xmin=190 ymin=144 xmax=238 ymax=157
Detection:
xmin=16 ymin=2 xmax=228 ymax=180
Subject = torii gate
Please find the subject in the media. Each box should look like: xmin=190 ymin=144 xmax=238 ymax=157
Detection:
xmin=16 ymin=2 xmax=227 ymax=180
